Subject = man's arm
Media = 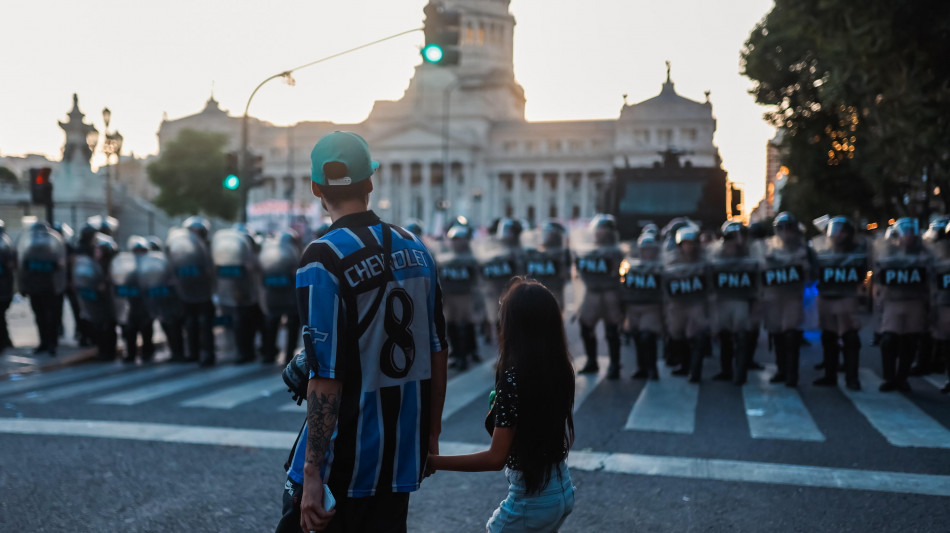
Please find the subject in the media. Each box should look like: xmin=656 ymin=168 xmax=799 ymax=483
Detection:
xmin=299 ymin=377 xmax=342 ymax=532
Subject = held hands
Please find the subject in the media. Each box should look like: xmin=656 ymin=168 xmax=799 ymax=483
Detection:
xmin=425 ymin=433 xmax=440 ymax=477
xmin=299 ymin=476 xmax=335 ymax=532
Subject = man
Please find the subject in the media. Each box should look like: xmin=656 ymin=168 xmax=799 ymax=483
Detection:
xmin=812 ymin=217 xmax=867 ymax=390
xmin=574 ymin=214 xmax=625 ymax=379
xmin=524 ymin=220 xmax=571 ymax=309
xmin=0 ymin=220 xmax=15 ymax=352
xmin=112 ymin=236 xmax=156 ymax=363
xmin=260 ymin=230 xmax=303 ymax=364
xmin=436 ymin=224 xmax=481 ymax=371
xmin=212 ymin=224 xmax=264 ymax=364
xmin=477 ymin=217 xmax=525 ymax=337
xmin=620 ymin=228 xmax=664 ymax=380
xmin=166 ymin=217 xmax=216 ymax=366
xmin=709 ymin=221 xmax=759 ymax=385
xmin=663 ymin=225 xmax=711 ymax=383
xmin=73 ymin=233 xmax=119 ymax=361
xmin=277 ymin=131 xmax=447 ymax=533
xmin=18 ymin=221 xmax=68 ymax=356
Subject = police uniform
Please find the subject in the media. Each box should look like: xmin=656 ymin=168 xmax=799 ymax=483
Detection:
xmin=525 ymin=221 xmax=571 ymax=309
xmin=663 ymin=226 xmax=710 ymax=383
xmin=709 ymin=222 xmax=759 ymax=385
xmin=812 ymin=218 xmax=867 ymax=390
xmin=478 ymin=218 xmax=525 ymax=335
xmin=168 ymin=218 xmax=217 ymax=366
xmin=212 ymin=226 xmax=264 ymax=365
xmin=930 ymin=223 xmax=950 ymax=394
xmin=260 ymin=231 xmax=303 ymax=365
xmin=621 ymin=231 xmax=664 ymax=380
xmin=111 ymin=237 xmax=156 ymax=362
xmin=18 ymin=222 xmax=68 ymax=356
xmin=74 ymin=234 xmax=119 ymax=360
xmin=139 ymin=246 xmax=186 ymax=362
xmin=575 ymin=215 xmax=625 ymax=379
xmin=760 ymin=213 xmax=814 ymax=387
xmin=0 ymin=221 xmax=15 ymax=352
xmin=438 ymin=225 xmax=482 ymax=370
xmin=874 ymin=218 xmax=930 ymax=392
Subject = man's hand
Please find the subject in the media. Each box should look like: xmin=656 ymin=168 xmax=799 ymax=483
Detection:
xmin=425 ymin=433 xmax=440 ymax=477
xmin=299 ymin=473 xmax=335 ymax=532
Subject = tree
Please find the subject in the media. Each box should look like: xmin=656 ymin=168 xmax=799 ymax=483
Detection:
xmin=147 ymin=129 xmax=239 ymax=220
xmin=741 ymin=0 xmax=950 ymax=222
xmin=0 ymin=166 xmax=17 ymax=187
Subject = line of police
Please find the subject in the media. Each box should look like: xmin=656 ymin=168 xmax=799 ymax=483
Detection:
xmin=0 ymin=215 xmax=326 ymax=367
xmin=431 ymin=212 xmax=950 ymax=394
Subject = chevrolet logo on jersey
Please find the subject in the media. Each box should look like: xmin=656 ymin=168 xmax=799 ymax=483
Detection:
xmin=762 ymin=265 xmax=803 ymax=287
xmin=716 ymin=271 xmax=755 ymax=290
xmin=666 ymin=275 xmax=706 ymax=296
xmin=879 ymin=267 xmax=926 ymax=287
xmin=344 ymin=248 xmax=428 ymax=287
xmin=526 ymin=260 xmax=558 ymax=277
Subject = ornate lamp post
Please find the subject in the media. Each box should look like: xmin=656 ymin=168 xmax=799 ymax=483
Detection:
xmin=101 ymin=107 xmax=124 ymax=217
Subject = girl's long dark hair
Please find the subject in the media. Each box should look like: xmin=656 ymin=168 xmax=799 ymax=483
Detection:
xmin=497 ymin=277 xmax=575 ymax=495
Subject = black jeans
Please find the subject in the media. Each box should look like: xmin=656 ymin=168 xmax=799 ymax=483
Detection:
xmin=275 ymin=478 xmax=410 ymax=533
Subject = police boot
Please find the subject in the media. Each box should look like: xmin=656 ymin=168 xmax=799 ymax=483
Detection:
xmin=713 ymin=331 xmax=734 ymax=381
xmin=630 ymin=331 xmax=649 ymax=379
xmin=769 ymin=333 xmax=787 ymax=383
xmin=813 ymin=331 xmax=839 ymax=386
xmin=579 ymin=323 xmax=599 ymax=374
xmin=663 ymin=335 xmax=674 ymax=367
xmin=747 ymin=328 xmax=764 ymax=370
xmin=447 ymin=323 xmax=466 ymax=370
xmin=643 ymin=332 xmax=660 ymax=380
xmin=671 ymin=339 xmax=690 ymax=376
xmin=910 ymin=333 xmax=934 ymax=376
xmin=896 ymin=334 xmax=917 ymax=392
xmin=941 ymin=341 xmax=950 ymax=394
xmin=121 ymin=327 xmax=138 ymax=363
xmin=784 ymin=330 xmax=801 ymax=387
xmin=733 ymin=330 xmax=750 ymax=386
xmin=688 ymin=334 xmax=707 ymax=383
xmin=878 ymin=333 xmax=899 ymax=392
xmin=842 ymin=330 xmax=861 ymax=391
xmin=605 ymin=324 xmax=622 ymax=380
xmin=464 ymin=323 xmax=481 ymax=363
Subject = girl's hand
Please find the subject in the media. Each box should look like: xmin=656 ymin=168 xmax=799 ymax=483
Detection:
xmin=425 ymin=453 xmax=438 ymax=477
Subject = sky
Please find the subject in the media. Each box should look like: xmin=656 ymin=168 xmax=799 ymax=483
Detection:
xmin=0 ymin=0 xmax=776 ymax=209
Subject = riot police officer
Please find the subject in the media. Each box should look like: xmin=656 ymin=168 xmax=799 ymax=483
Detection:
xmin=18 ymin=221 xmax=68 ymax=356
xmin=813 ymin=217 xmax=867 ymax=390
xmin=663 ymin=225 xmax=711 ymax=383
xmin=0 ymin=220 xmax=15 ymax=352
xmin=259 ymin=230 xmax=302 ymax=364
xmin=138 ymin=237 xmax=186 ymax=362
xmin=620 ymin=228 xmax=664 ymax=380
xmin=112 ymin=237 xmax=156 ymax=362
xmin=404 ymin=219 xmax=424 ymax=238
xmin=74 ymin=234 xmax=119 ymax=360
xmin=167 ymin=216 xmax=216 ymax=366
xmin=438 ymin=224 xmax=481 ymax=370
xmin=927 ymin=221 xmax=950 ymax=393
xmin=212 ymin=224 xmax=264 ymax=365
xmin=574 ymin=214 xmax=625 ymax=379
xmin=524 ymin=220 xmax=571 ymax=309
xmin=478 ymin=218 xmax=525 ymax=336
xmin=874 ymin=218 xmax=930 ymax=392
xmin=761 ymin=212 xmax=815 ymax=387
xmin=709 ymin=221 xmax=760 ymax=385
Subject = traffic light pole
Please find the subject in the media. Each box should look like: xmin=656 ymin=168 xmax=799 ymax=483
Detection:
xmin=239 ymin=26 xmax=422 ymax=223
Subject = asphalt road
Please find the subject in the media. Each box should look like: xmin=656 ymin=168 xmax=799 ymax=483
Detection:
xmin=2 ymin=289 xmax=949 ymax=532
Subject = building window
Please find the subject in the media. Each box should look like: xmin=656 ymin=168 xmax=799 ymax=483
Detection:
xmin=682 ymin=128 xmax=698 ymax=143
xmin=572 ymin=205 xmax=580 ymax=219
xmin=552 ymin=140 xmax=563 ymax=153
xmin=634 ymin=130 xmax=650 ymax=144
xmin=500 ymin=173 xmax=513 ymax=192
xmin=549 ymin=204 xmax=557 ymax=218
xmin=527 ymin=205 xmax=535 ymax=222
xmin=503 ymin=140 xmax=518 ymax=153
xmin=658 ymin=129 xmax=673 ymax=145
xmin=525 ymin=141 xmax=536 ymax=154
xmin=568 ymin=139 xmax=584 ymax=152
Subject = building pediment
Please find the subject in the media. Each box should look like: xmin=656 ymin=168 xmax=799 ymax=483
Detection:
xmin=371 ymin=123 xmax=471 ymax=151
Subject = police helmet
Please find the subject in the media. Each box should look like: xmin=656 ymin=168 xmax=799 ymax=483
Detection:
xmin=52 ymin=222 xmax=74 ymax=241
xmin=232 ymin=222 xmax=250 ymax=235
xmin=637 ymin=232 xmax=659 ymax=249
xmin=78 ymin=222 xmax=98 ymax=244
xmin=94 ymin=234 xmax=118 ymax=264
xmin=675 ymin=225 xmax=701 ymax=245
xmin=541 ymin=220 xmax=567 ymax=248
xmin=403 ymin=219 xmax=424 ymax=237
xmin=87 ymin=214 xmax=118 ymax=236
xmin=721 ymin=220 xmax=746 ymax=241
xmin=146 ymin=236 xmax=163 ymax=252
xmin=495 ymin=218 xmax=523 ymax=243
xmin=641 ymin=223 xmax=659 ymax=237
xmin=183 ymin=216 xmax=211 ymax=241
xmin=773 ymin=212 xmax=799 ymax=233
xmin=590 ymin=214 xmax=618 ymax=245
xmin=892 ymin=217 xmax=919 ymax=238
xmin=929 ymin=215 xmax=950 ymax=233
xmin=826 ymin=216 xmax=855 ymax=239
xmin=446 ymin=225 xmax=473 ymax=241
xmin=278 ymin=229 xmax=301 ymax=249
xmin=127 ymin=235 xmax=149 ymax=254
xmin=314 ymin=222 xmax=332 ymax=239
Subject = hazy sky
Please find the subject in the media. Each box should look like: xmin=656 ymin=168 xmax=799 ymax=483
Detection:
xmin=1 ymin=0 xmax=775 ymax=207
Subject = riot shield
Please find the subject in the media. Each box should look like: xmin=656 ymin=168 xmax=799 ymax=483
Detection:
xmin=165 ymin=227 xmax=214 ymax=304
xmin=110 ymin=252 xmax=149 ymax=327
xmin=73 ymin=254 xmax=113 ymax=326
xmin=811 ymin=235 xmax=869 ymax=299
xmin=138 ymin=251 xmax=185 ymax=322
xmin=0 ymin=232 xmax=15 ymax=300
xmin=16 ymin=224 xmax=67 ymax=295
xmin=760 ymin=235 xmax=812 ymax=292
xmin=707 ymin=240 xmax=759 ymax=301
xmin=661 ymin=239 xmax=709 ymax=302
xmin=873 ymin=235 xmax=930 ymax=301
xmin=211 ymin=228 xmax=261 ymax=308
xmin=259 ymin=236 xmax=300 ymax=315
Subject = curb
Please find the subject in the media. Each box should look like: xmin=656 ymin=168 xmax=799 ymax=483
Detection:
xmin=1 ymin=339 xmax=169 ymax=380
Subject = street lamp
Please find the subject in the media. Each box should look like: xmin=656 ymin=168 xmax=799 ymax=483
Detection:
xmin=101 ymin=107 xmax=123 ymax=217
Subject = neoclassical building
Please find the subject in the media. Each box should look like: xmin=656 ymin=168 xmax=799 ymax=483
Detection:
xmin=158 ymin=0 xmax=727 ymax=231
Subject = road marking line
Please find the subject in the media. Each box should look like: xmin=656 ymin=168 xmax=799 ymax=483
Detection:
xmin=924 ymin=375 xmax=947 ymax=391
xmin=92 ymin=365 xmax=263 ymax=405
xmin=742 ymin=365 xmax=825 ymax=442
xmin=441 ymin=357 xmax=497 ymax=422
xmin=2 ymin=417 xmax=949 ymax=497
xmin=0 ymin=364 xmax=124 ymax=397
xmin=181 ymin=376 xmax=286 ymax=409
xmin=624 ymin=360 xmax=697 ymax=434
xmin=839 ymin=368 xmax=950 ymax=449
xmin=11 ymin=365 xmax=192 ymax=404
xmin=573 ymin=356 xmax=609 ymax=414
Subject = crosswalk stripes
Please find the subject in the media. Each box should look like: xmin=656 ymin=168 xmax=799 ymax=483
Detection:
xmin=92 ymin=365 xmax=263 ymax=406
xmin=11 ymin=364 xmax=194 ymax=404
xmin=924 ymin=374 xmax=947 ymax=391
xmin=573 ymin=356 xmax=609 ymax=414
xmin=441 ymin=358 xmax=497 ymax=422
xmin=180 ymin=376 xmax=287 ymax=409
xmin=742 ymin=365 xmax=825 ymax=442
xmin=0 ymin=363 xmax=127 ymax=397
xmin=624 ymin=361 xmax=698 ymax=434
xmin=839 ymin=368 xmax=950 ymax=449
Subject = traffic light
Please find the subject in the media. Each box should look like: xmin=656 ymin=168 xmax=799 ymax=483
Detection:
xmin=223 ymin=151 xmax=240 ymax=190
xmin=30 ymin=167 xmax=52 ymax=205
xmin=730 ymin=185 xmax=743 ymax=218
xmin=422 ymin=3 xmax=461 ymax=66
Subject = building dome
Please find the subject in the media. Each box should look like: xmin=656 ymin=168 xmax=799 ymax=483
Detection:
xmin=620 ymin=67 xmax=712 ymax=122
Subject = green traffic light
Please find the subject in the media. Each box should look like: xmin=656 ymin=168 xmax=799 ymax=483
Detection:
xmin=223 ymin=174 xmax=240 ymax=190
xmin=422 ymin=44 xmax=444 ymax=63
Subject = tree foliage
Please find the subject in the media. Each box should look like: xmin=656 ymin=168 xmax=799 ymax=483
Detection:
xmin=741 ymin=0 xmax=950 ymax=222
xmin=147 ymin=129 xmax=239 ymax=220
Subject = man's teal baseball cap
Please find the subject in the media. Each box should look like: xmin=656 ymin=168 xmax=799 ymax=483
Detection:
xmin=310 ymin=131 xmax=380 ymax=186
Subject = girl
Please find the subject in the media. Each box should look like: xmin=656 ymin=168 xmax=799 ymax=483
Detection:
xmin=428 ymin=277 xmax=576 ymax=532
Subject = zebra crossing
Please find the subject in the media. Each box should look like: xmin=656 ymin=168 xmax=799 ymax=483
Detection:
xmin=2 ymin=357 xmax=949 ymax=449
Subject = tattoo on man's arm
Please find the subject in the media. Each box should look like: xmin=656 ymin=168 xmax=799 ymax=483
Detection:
xmin=306 ymin=390 xmax=341 ymax=467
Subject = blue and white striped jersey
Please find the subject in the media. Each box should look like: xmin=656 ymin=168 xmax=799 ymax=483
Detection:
xmin=287 ymin=210 xmax=446 ymax=497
